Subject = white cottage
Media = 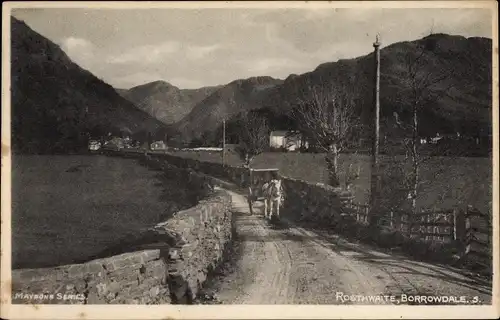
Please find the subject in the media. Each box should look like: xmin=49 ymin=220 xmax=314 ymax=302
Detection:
xmin=269 ymin=131 xmax=308 ymax=151
xmin=151 ymin=141 xmax=167 ymax=150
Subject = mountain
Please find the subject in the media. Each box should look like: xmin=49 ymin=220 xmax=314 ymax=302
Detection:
xmin=10 ymin=17 xmax=168 ymax=154
xmin=117 ymin=81 xmax=222 ymax=124
xmin=173 ymin=34 xmax=492 ymax=147
xmin=274 ymin=33 xmax=492 ymax=141
xmin=172 ymin=76 xmax=284 ymax=142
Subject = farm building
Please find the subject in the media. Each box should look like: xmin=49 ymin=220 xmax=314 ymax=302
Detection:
xmin=429 ymin=132 xmax=463 ymax=144
xmin=269 ymin=131 xmax=308 ymax=151
xmin=151 ymin=141 xmax=167 ymax=150
xmin=102 ymin=136 xmax=125 ymax=151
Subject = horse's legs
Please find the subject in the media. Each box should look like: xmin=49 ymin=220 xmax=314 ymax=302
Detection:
xmin=269 ymin=199 xmax=274 ymax=219
xmin=264 ymin=199 xmax=268 ymax=219
xmin=268 ymin=199 xmax=272 ymax=219
xmin=276 ymin=199 xmax=280 ymax=219
xmin=248 ymin=198 xmax=254 ymax=215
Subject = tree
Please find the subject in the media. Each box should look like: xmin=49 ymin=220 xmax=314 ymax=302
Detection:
xmin=289 ymin=79 xmax=359 ymax=187
xmin=388 ymin=31 xmax=455 ymax=235
xmin=234 ymin=110 xmax=269 ymax=168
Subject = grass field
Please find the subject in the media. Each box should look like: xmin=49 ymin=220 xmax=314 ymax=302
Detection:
xmin=11 ymin=155 xmax=190 ymax=269
xmin=171 ymin=151 xmax=492 ymax=214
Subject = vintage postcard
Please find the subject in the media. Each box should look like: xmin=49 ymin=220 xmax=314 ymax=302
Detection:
xmin=1 ymin=1 xmax=498 ymax=319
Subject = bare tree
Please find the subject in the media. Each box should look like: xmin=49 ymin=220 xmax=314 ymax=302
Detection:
xmin=345 ymin=163 xmax=361 ymax=191
xmin=282 ymin=130 xmax=306 ymax=151
xmin=290 ymin=80 xmax=359 ymax=188
xmin=389 ymin=30 xmax=455 ymax=235
xmin=234 ymin=111 xmax=269 ymax=168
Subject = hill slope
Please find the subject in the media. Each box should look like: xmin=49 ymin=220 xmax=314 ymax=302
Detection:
xmin=172 ymin=76 xmax=284 ymax=141
xmin=173 ymin=34 xmax=492 ymax=146
xmin=276 ymin=33 xmax=492 ymax=140
xmin=118 ymin=81 xmax=222 ymax=124
xmin=10 ymin=17 xmax=168 ymax=154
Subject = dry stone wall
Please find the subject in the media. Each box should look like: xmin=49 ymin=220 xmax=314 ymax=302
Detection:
xmin=11 ymin=152 xmax=233 ymax=305
xmin=280 ymin=177 xmax=355 ymax=225
xmin=12 ymin=250 xmax=170 ymax=304
xmin=147 ymin=152 xmax=355 ymax=225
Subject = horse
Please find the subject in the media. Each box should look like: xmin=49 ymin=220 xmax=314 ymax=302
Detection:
xmin=262 ymin=179 xmax=283 ymax=220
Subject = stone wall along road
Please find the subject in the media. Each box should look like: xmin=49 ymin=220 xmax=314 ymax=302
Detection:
xmin=11 ymin=155 xmax=233 ymax=305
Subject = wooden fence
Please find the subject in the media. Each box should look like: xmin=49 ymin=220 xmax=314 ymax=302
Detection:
xmin=346 ymin=202 xmax=492 ymax=268
xmin=462 ymin=206 xmax=492 ymax=268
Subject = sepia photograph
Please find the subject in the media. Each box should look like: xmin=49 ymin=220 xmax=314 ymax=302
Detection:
xmin=1 ymin=1 xmax=498 ymax=319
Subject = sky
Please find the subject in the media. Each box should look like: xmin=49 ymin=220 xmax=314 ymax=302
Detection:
xmin=11 ymin=6 xmax=493 ymax=90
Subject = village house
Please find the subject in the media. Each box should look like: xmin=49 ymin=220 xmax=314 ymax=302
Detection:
xmin=151 ymin=140 xmax=167 ymax=150
xmin=269 ymin=131 xmax=308 ymax=151
xmin=428 ymin=132 xmax=463 ymax=144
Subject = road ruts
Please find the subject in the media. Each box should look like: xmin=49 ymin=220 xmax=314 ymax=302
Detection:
xmin=215 ymin=202 xmax=294 ymax=304
xmin=208 ymin=190 xmax=492 ymax=305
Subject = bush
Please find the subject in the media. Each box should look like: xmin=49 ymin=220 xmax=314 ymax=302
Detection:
xmin=371 ymin=229 xmax=407 ymax=248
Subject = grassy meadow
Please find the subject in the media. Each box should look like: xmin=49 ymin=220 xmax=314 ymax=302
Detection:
xmin=11 ymin=155 xmax=189 ymax=269
xmin=170 ymin=150 xmax=492 ymax=214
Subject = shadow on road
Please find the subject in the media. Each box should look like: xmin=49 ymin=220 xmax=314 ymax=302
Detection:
xmin=232 ymin=212 xmax=304 ymax=242
xmin=221 ymin=183 xmax=492 ymax=301
xmin=233 ymin=209 xmax=491 ymax=298
xmin=290 ymin=221 xmax=492 ymax=297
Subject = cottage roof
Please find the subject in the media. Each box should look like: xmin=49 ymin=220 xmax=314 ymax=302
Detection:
xmin=270 ymin=130 xmax=288 ymax=136
xmin=270 ymin=130 xmax=301 ymax=137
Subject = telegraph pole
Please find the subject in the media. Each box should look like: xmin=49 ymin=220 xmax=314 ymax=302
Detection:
xmin=222 ymin=118 xmax=226 ymax=166
xmin=369 ymin=34 xmax=381 ymax=228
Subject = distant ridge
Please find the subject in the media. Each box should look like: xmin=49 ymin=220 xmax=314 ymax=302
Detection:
xmin=172 ymin=76 xmax=284 ymax=141
xmin=171 ymin=33 xmax=492 ymax=145
xmin=118 ymin=80 xmax=222 ymax=124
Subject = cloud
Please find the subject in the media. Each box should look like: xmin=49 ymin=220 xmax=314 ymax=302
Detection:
xmin=16 ymin=7 xmax=492 ymax=90
xmin=246 ymin=57 xmax=305 ymax=74
xmin=61 ymin=36 xmax=93 ymax=51
xmin=60 ymin=36 xmax=95 ymax=68
xmin=107 ymin=41 xmax=180 ymax=64
xmin=185 ymin=44 xmax=220 ymax=60
xmin=303 ymin=8 xmax=335 ymax=20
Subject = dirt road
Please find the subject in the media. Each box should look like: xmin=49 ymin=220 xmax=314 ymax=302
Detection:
xmin=204 ymin=189 xmax=492 ymax=305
